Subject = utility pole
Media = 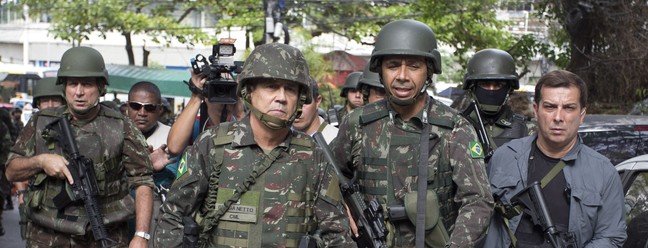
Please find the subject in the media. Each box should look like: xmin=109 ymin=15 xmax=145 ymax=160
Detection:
xmin=263 ymin=0 xmax=288 ymax=44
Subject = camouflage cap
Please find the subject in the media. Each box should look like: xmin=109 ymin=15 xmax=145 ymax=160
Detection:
xmin=237 ymin=43 xmax=311 ymax=104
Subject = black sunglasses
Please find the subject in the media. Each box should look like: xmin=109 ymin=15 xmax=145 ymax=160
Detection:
xmin=128 ymin=101 xmax=159 ymax=112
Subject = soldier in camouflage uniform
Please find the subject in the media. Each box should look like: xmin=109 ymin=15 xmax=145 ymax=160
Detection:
xmin=5 ymin=46 xmax=155 ymax=248
xmin=154 ymin=43 xmax=355 ymax=248
xmin=358 ymin=63 xmax=386 ymax=104
xmin=33 ymin=77 xmax=66 ymax=110
xmin=0 ymin=108 xmax=13 ymax=236
xmin=337 ymin=71 xmax=364 ymax=122
xmin=330 ymin=19 xmax=494 ymax=247
xmin=461 ymin=49 xmax=536 ymax=161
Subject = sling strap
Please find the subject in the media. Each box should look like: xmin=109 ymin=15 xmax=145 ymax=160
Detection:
xmin=415 ymin=125 xmax=430 ymax=248
xmin=500 ymin=160 xmax=568 ymax=247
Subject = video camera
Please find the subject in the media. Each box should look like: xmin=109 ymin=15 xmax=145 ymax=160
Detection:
xmin=190 ymin=38 xmax=244 ymax=104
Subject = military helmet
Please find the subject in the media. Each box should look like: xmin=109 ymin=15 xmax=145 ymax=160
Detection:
xmin=369 ymin=19 xmax=442 ymax=74
xmin=56 ymin=46 xmax=109 ymax=85
xmin=463 ymin=48 xmax=519 ymax=90
xmin=340 ymin=71 xmax=363 ymax=97
xmin=358 ymin=63 xmax=383 ymax=89
xmin=33 ymin=77 xmax=65 ymax=106
xmin=237 ymin=43 xmax=311 ymax=104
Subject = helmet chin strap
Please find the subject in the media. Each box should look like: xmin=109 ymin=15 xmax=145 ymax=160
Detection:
xmin=387 ymin=79 xmax=430 ymax=106
xmin=244 ymin=91 xmax=306 ymax=130
xmin=69 ymin=98 xmax=100 ymax=118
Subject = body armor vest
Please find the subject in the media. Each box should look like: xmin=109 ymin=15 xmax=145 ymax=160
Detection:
xmin=201 ymin=122 xmax=318 ymax=247
xmin=25 ymin=106 xmax=133 ymax=235
xmin=490 ymin=113 xmax=529 ymax=147
xmin=354 ymin=99 xmax=459 ymax=244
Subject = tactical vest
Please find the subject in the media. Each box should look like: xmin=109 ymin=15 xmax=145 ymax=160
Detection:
xmin=24 ymin=107 xmax=134 ymax=235
xmin=352 ymin=99 xmax=459 ymax=244
xmin=490 ymin=113 xmax=530 ymax=147
xmin=200 ymin=122 xmax=319 ymax=247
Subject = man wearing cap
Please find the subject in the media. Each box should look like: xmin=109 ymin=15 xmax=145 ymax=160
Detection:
xmin=5 ymin=46 xmax=154 ymax=247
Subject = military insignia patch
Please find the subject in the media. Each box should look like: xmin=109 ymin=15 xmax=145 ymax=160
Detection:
xmin=469 ymin=141 xmax=485 ymax=158
xmin=176 ymin=153 xmax=188 ymax=179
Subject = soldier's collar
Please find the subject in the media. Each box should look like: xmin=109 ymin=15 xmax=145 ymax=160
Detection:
xmin=234 ymin=115 xmax=290 ymax=150
xmin=387 ymin=97 xmax=429 ymax=129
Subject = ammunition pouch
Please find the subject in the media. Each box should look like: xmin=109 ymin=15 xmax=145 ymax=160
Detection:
xmin=28 ymin=192 xmax=135 ymax=235
xmin=403 ymin=190 xmax=450 ymax=248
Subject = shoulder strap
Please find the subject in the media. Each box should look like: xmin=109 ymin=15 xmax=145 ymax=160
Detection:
xmin=415 ymin=125 xmax=430 ymax=248
xmin=540 ymin=160 xmax=567 ymax=189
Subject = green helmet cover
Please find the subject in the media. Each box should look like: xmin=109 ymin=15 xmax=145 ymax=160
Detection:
xmin=56 ymin=46 xmax=109 ymax=86
xmin=369 ymin=19 xmax=442 ymax=75
xmin=236 ymin=43 xmax=311 ymax=129
xmin=33 ymin=77 xmax=65 ymax=106
xmin=463 ymin=48 xmax=519 ymax=90
xmin=340 ymin=71 xmax=363 ymax=97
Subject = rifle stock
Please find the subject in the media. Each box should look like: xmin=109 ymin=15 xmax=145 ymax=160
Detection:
xmin=48 ymin=117 xmax=117 ymax=248
xmin=313 ymin=132 xmax=387 ymax=248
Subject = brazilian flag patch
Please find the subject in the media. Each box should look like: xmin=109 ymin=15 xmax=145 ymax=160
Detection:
xmin=469 ymin=141 xmax=485 ymax=158
xmin=176 ymin=153 xmax=188 ymax=179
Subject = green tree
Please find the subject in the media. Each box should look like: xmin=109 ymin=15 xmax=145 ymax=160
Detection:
xmin=536 ymin=0 xmax=648 ymax=113
xmin=22 ymin=0 xmax=213 ymax=66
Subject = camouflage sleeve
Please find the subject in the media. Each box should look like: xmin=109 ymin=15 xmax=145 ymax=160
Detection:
xmin=312 ymin=149 xmax=357 ymax=247
xmin=7 ymin=112 xmax=39 ymax=161
xmin=122 ymin=118 xmax=155 ymax=189
xmin=446 ymin=117 xmax=495 ymax=247
xmin=154 ymin=137 xmax=210 ymax=248
xmin=330 ymin=110 xmax=362 ymax=174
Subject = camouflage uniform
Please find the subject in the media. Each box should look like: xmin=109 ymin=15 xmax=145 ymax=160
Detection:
xmin=331 ymin=97 xmax=495 ymax=247
xmin=154 ymin=116 xmax=355 ymax=247
xmin=0 ymin=109 xmax=12 ymax=235
xmin=7 ymin=105 xmax=154 ymax=247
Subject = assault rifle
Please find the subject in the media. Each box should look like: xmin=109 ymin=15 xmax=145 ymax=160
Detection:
xmin=462 ymin=100 xmax=493 ymax=160
xmin=47 ymin=117 xmax=117 ymax=248
xmin=313 ymin=132 xmax=388 ymax=248
xmin=512 ymin=181 xmax=576 ymax=248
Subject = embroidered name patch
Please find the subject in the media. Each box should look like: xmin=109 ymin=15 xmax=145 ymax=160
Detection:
xmin=216 ymin=189 xmax=259 ymax=223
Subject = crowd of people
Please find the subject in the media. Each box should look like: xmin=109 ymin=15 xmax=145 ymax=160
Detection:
xmin=0 ymin=18 xmax=632 ymax=248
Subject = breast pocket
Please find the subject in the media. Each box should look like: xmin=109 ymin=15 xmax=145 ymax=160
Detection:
xmin=571 ymin=187 xmax=602 ymax=229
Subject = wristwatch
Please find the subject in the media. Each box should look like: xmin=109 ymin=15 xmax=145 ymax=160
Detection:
xmin=134 ymin=231 xmax=151 ymax=241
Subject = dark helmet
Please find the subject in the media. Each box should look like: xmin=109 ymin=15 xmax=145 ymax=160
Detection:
xmin=463 ymin=48 xmax=519 ymax=90
xmin=369 ymin=19 xmax=442 ymax=74
xmin=33 ymin=77 xmax=65 ymax=106
xmin=236 ymin=43 xmax=311 ymax=129
xmin=340 ymin=71 xmax=362 ymax=97
xmin=56 ymin=46 xmax=109 ymax=86
xmin=358 ymin=63 xmax=383 ymax=89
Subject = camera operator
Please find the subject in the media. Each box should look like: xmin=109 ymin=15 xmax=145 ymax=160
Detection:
xmin=166 ymin=71 xmax=245 ymax=157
